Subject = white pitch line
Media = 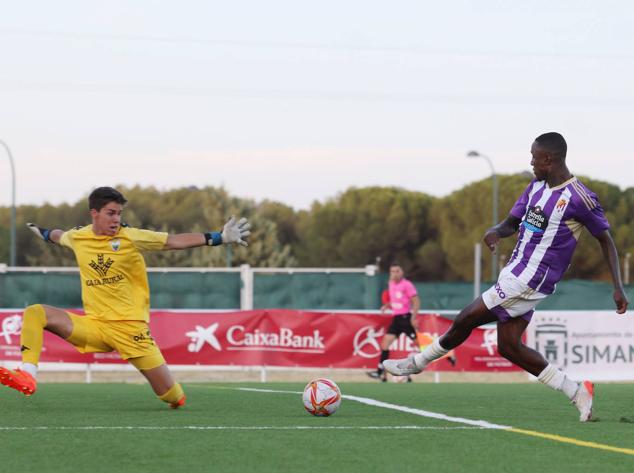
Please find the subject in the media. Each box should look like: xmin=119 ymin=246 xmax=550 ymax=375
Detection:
xmin=237 ymin=387 xmax=510 ymax=430
xmin=343 ymin=394 xmax=510 ymax=430
xmin=0 ymin=426 xmax=485 ymax=431
xmin=238 ymin=387 xmax=301 ymax=395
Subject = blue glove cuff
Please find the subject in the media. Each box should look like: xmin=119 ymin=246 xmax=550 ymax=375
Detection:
xmin=204 ymin=232 xmax=223 ymax=246
xmin=42 ymin=229 xmax=51 ymax=242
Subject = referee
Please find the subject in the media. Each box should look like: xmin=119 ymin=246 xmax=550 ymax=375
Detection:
xmin=368 ymin=262 xmax=420 ymax=381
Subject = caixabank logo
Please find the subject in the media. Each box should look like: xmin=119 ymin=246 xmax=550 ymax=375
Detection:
xmin=534 ymin=316 xmax=568 ymax=369
xmin=185 ymin=323 xmax=326 ymax=354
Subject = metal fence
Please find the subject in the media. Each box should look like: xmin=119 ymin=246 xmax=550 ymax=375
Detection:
xmin=1 ymin=264 xmax=631 ymax=311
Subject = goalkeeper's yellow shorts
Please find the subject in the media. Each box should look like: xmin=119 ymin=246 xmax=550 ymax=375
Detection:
xmin=65 ymin=312 xmax=166 ymax=370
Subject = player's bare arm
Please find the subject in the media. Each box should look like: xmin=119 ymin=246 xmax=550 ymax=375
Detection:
xmin=28 ymin=216 xmax=251 ymax=250
xmin=483 ymin=215 xmax=522 ymax=251
xmin=164 ymin=233 xmax=206 ymax=250
xmin=595 ymin=229 xmax=629 ymax=314
xmin=164 ymin=216 xmax=251 ymax=250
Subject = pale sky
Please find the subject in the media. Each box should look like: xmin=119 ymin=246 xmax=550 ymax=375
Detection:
xmin=0 ymin=1 xmax=633 ymax=209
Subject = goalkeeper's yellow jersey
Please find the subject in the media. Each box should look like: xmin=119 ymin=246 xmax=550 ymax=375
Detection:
xmin=60 ymin=225 xmax=168 ymax=322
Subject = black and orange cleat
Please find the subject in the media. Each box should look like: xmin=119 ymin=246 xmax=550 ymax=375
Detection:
xmin=0 ymin=367 xmax=37 ymax=397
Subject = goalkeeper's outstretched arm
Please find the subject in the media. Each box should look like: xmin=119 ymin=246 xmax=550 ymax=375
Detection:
xmin=26 ymin=223 xmax=64 ymax=244
xmin=164 ymin=216 xmax=251 ymax=250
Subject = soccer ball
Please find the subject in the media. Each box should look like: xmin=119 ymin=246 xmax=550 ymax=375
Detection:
xmin=302 ymin=378 xmax=342 ymax=416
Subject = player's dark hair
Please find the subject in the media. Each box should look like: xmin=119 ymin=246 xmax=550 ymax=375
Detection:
xmin=88 ymin=187 xmax=128 ymax=211
xmin=389 ymin=262 xmax=402 ymax=268
xmin=535 ymin=132 xmax=567 ymax=161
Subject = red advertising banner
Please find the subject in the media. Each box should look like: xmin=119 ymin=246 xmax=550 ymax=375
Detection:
xmin=0 ymin=310 xmax=519 ymax=371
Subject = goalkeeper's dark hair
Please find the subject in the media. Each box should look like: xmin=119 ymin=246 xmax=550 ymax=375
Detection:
xmin=88 ymin=187 xmax=128 ymax=211
xmin=535 ymin=132 xmax=567 ymax=161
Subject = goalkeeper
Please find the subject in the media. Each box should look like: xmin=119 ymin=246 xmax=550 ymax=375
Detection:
xmin=0 ymin=186 xmax=251 ymax=408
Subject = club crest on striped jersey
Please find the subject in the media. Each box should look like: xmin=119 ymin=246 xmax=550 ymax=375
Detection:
xmin=555 ymin=198 xmax=568 ymax=212
xmin=522 ymin=205 xmax=548 ymax=233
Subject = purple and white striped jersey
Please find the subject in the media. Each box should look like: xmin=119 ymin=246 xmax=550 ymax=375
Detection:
xmin=504 ymin=176 xmax=610 ymax=295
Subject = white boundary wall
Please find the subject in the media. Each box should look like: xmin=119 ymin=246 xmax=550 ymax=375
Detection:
xmin=526 ymin=310 xmax=634 ymax=382
xmin=4 ymin=310 xmax=634 ymax=382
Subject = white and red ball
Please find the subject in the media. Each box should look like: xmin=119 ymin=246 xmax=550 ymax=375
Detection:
xmin=302 ymin=378 xmax=342 ymax=416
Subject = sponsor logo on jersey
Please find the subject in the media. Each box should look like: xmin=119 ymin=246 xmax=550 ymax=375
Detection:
xmin=522 ymin=205 xmax=549 ymax=233
xmin=86 ymin=254 xmax=124 ymax=286
xmin=89 ymin=254 xmax=114 ymax=277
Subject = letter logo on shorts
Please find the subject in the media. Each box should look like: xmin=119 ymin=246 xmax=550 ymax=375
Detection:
xmin=494 ymin=283 xmax=506 ymax=299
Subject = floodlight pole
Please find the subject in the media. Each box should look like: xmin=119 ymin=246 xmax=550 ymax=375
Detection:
xmin=0 ymin=140 xmax=16 ymax=267
xmin=467 ymin=150 xmax=498 ymax=281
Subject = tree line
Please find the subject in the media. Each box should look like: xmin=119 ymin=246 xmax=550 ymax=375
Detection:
xmin=1 ymin=174 xmax=632 ymax=282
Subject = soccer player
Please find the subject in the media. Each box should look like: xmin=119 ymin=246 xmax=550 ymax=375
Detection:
xmin=0 ymin=186 xmax=251 ymax=408
xmin=384 ymin=132 xmax=629 ymax=421
xmin=367 ymin=263 xmax=420 ymax=382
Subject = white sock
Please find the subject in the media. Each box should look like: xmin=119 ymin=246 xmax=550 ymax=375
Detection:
xmin=20 ymin=363 xmax=38 ymax=379
xmin=537 ymin=364 xmax=578 ymax=400
xmin=414 ymin=338 xmax=449 ymax=369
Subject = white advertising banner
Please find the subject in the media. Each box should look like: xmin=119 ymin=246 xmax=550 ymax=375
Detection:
xmin=527 ymin=311 xmax=634 ymax=381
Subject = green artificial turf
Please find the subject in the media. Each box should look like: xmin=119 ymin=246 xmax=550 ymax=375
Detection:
xmin=1 ymin=382 xmax=633 ymax=473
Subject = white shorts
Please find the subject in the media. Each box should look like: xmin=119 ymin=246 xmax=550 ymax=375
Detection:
xmin=482 ymin=269 xmax=547 ymax=323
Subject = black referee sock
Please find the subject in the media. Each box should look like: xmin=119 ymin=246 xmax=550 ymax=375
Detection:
xmin=377 ymin=350 xmax=390 ymax=374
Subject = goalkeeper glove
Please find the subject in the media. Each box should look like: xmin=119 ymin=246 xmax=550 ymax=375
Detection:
xmin=26 ymin=223 xmax=54 ymax=243
xmin=205 ymin=216 xmax=251 ymax=247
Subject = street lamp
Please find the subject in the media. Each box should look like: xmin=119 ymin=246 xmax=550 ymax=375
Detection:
xmin=0 ymin=140 xmax=16 ymax=267
xmin=467 ymin=150 xmax=498 ymax=281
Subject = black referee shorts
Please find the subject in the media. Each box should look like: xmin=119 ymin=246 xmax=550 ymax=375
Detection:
xmin=386 ymin=313 xmax=416 ymax=340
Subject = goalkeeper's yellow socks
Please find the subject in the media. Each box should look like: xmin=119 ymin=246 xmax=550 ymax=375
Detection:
xmin=159 ymin=383 xmax=186 ymax=409
xmin=20 ymin=304 xmax=47 ymax=370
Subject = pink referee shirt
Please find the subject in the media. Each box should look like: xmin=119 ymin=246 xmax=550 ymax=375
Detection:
xmin=388 ymin=279 xmax=418 ymax=315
